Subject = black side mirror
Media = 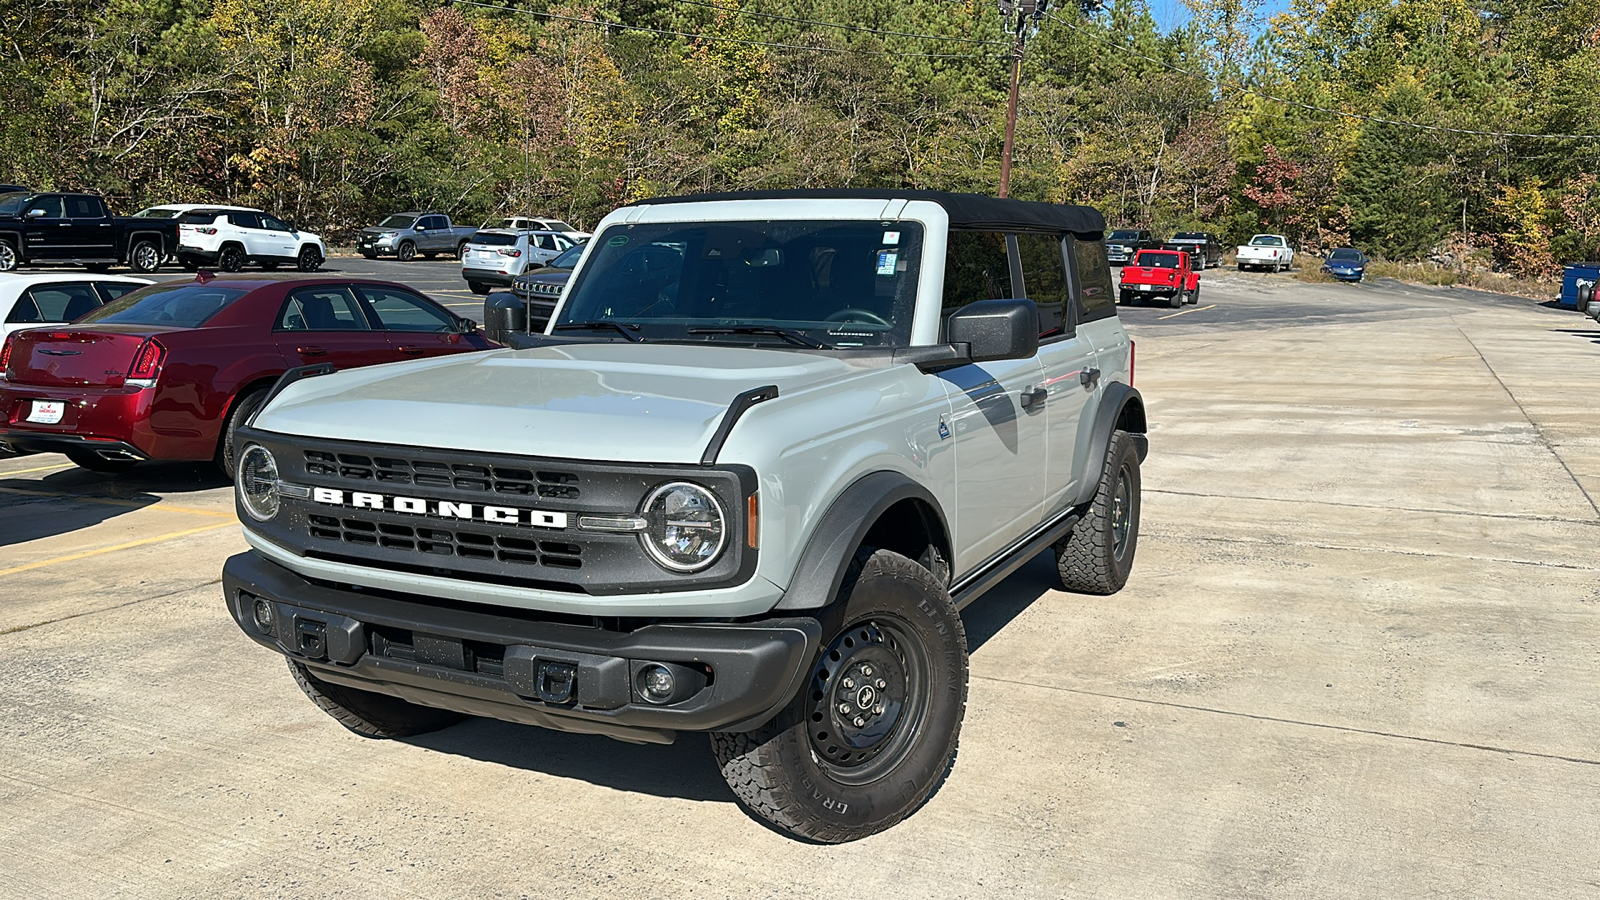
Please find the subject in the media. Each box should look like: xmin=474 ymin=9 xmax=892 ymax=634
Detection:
xmin=455 ymin=317 xmax=480 ymax=334
xmin=947 ymin=298 xmax=1039 ymax=363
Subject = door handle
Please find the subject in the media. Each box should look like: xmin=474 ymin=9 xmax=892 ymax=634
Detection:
xmin=1019 ymin=386 xmax=1048 ymax=409
xmin=396 ymin=346 xmax=425 ymax=355
xmin=297 ymin=347 xmax=328 ymax=357
xmin=1080 ymin=367 xmax=1101 ymax=388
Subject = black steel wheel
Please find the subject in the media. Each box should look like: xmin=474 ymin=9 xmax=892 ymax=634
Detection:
xmin=297 ymin=246 xmax=323 ymax=272
xmin=712 ymin=548 xmax=967 ymax=843
xmin=218 ymin=245 xmax=246 ymax=272
xmin=1055 ymin=428 xmax=1141 ymax=594
xmin=396 ymin=241 xmax=416 ymax=262
xmin=128 ymin=239 xmax=160 ymax=273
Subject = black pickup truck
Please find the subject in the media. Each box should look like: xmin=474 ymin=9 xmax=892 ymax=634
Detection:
xmin=0 ymin=191 xmax=178 ymax=273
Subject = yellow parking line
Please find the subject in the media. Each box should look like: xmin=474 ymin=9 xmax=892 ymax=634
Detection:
xmin=0 ymin=463 xmax=73 ymax=477
xmin=1159 ymin=304 xmax=1217 ymax=320
xmin=0 ymin=486 xmax=235 ymax=518
xmin=0 ymin=522 xmax=235 ymax=577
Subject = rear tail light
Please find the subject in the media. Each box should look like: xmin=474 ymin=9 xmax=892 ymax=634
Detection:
xmin=497 ymin=249 xmax=523 ymax=258
xmin=126 ymin=338 xmax=167 ymax=388
xmin=196 ymin=227 xmax=218 ymax=235
xmin=0 ymin=334 xmax=12 ymax=379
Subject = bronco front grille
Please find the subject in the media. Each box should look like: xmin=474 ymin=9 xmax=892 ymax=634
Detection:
xmin=303 ymin=450 xmax=580 ymax=499
xmin=307 ymin=513 xmax=583 ymax=569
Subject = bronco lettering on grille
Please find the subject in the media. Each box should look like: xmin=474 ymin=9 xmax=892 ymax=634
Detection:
xmin=310 ymin=487 xmax=568 ymax=529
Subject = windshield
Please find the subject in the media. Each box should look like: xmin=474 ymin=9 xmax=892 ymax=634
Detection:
xmin=134 ymin=207 xmax=184 ymax=219
xmin=75 ymin=283 xmax=249 ymax=328
xmin=0 ymin=193 xmax=32 ymax=214
xmin=548 ymin=243 xmax=585 ymax=269
xmin=1133 ymin=252 xmax=1180 ymax=268
xmin=1329 ymin=249 xmax=1362 ymax=261
xmin=1108 ymin=230 xmax=1140 ymax=241
xmin=379 ymin=215 xmax=416 ymax=229
xmin=544 ymin=220 xmax=576 ymax=233
xmin=555 ymin=220 xmax=924 ymax=348
xmin=471 ymin=232 xmax=519 ymax=247
xmin=1249 ymin=235 xmax=1285 ymax=247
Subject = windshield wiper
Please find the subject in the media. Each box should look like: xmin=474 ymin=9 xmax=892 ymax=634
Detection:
xmin=552 ymin=321 xmax=645 ymax=342
xmin=686 ymin=326 xmax=828 ymax=349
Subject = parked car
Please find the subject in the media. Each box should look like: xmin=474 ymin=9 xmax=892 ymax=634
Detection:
xmin=1120 ymin=249 xmax=1200 ymax=308
xmin=0 ymin=191 xmax=179 ymax=274
xmin=1321 ymin=248 xmax=1368 ymax=282
xmin=358 ymin=213 xmax=477 ymax=261
xmin=0 ymin=274 xmax=494 ymax=476
xmin=1105 ymin=229 xmax=1164 ymax=266
xmin=1236 ymin=234 xmax=1295 ymax=272
xmin=483 ymin=216 xmax=590 ymax=241
xmin=174 ymin=208 xmax=325 ymax=273
xmin=1 ymin=273 xmax=151 ymax=341
xmin=1167 ymin=231 xmax=1223 ymax=268
xmin=461 ymin=229 xmax=580 ymax=294
xmin=219 ymin=188 xmax=1148 ymax=843
xmin=506 ymin=240 xmax=586 ymax=329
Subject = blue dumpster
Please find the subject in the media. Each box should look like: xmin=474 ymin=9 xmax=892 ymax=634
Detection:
xmin=1560 ymin=262 xmax=1600 ymax=309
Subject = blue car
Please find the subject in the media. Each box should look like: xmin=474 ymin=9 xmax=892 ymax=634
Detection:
xmin=1322 ymin=247 xmax=1367 ymax=282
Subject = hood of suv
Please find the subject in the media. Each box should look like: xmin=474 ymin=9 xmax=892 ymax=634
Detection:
xmin=253 ymin=342 xmax=863 ymax=463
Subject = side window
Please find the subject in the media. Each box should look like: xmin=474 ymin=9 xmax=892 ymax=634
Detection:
xmin=1015 ymin=233 xmax=1071 ymax=338
xmin=261 ymin=215 xmax=290 ymax=232
xmin=29 ymin=196 xmax=64 ymax=218
xmin=1071 ymin=238 xmax=1117 ymax=323
xmin=280 ymin=286 xmax=371 ymax=331
xmin=537 ymin=234 xmax=556 ymax=251
xmin=11 ymin=283 xmax=105 ymax=323
xmin=359 ymin=286 xmax=454 ymax=333
xmin=96 ymin=282 xmax=143 ymax=303
xmin=66 ymin=196 xmax=105 ymax=218
xmin=942 ymin=231 xmax=1013 ymax=318
xmin=230 ymin=212 xmax=262 ymax=229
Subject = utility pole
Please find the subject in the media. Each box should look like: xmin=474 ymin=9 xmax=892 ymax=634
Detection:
xmin=997 ymin=0 xmax=1043 ymax=198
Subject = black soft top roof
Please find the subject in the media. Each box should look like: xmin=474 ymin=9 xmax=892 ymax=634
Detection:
xmin=627 ymin=189 xmax=1105 ymax=236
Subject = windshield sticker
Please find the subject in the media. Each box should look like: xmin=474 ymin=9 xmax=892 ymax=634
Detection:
xmin=606 ymin=234 xmax=629 ymax=247
xmin=876 ymin=251 xmax=898 ymax=276
xmin=882 ymin=231 xmax=900 ymax=245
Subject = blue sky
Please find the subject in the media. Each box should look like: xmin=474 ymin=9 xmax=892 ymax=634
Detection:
xmin=1146 ymin=0 xmax=1294 ymax=33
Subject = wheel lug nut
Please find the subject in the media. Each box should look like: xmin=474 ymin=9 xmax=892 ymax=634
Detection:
xmin=841 ymin=677 xmax=855 ymax=689
xmin=838 ymin=702 xmax=850 ymax=714
xmin=875 ymin=679 xmax=886 ymax=689
xmin=861 ymin=665 xmax=873 ymax=676
xmin=853 ymin=716 xmax=865 ymax=727
xmin=874 ymin=704 xmax=884 ymax=715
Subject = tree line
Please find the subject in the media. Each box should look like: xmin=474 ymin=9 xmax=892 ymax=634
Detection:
xmin=3 ymin=0 xmax=1597 ymax=275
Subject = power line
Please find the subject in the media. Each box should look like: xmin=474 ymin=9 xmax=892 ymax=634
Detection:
xmin=1043 ymin=12 xmax=1600 ymax=141
xmin=668 ymin=0 xmax=1008 ymax=47
xmin=452 ymin=0 xmax=1002 ymax=60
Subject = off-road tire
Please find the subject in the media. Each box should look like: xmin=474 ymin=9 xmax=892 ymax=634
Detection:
xmin=0 ymin=239 xmax=17 ymax=272
xmin=217 ymin=388 xmax=268 ymax=478
xmin=1118 ymin=291 xmax=1130 ymax=305
xmin=64 ymin=449 xmax=137 ymax=474
xmin=711 ymin=548 xmax=968 ymax=843
xmin=288 ymin=660 xmax=465 ymax=739
xmin=128 ymin=239 xmax=161 ymax=273
xmin=396 ymin=241 xmax=416 ymax=262
xmin=1168 ymin=291 xmax=1183 ymax=309
xmin=297 ymin=246 xmax=323 ymax=272
xmin=218 ymin=245 xmax=246 ymax=272
xmin=1187 ymin=285 xmax=1200 ymax=305
xmin=1055 ymin=429 xmax=1141 ymax=595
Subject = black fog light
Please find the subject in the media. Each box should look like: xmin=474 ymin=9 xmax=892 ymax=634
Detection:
xmin=632 ymin=661 xmax=709 ymax=706
xmin=638 ymin=664 xmax=675 ymax=704
xmin=252 ymin=597 xmax=274 ymax=631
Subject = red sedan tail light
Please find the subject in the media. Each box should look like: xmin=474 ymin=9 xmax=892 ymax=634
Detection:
xmin=126 ymin=338 xmax=167 ymax=388
xmin=0 ymin=334 xmax=12 ymax=379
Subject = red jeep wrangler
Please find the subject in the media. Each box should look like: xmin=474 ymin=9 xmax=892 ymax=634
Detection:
xmin=1119 ymin=249 xmax=1200 ymax=308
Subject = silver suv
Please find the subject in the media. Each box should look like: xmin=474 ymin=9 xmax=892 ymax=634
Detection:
xmin=222 ymin=190 xmax=1147 ymax=843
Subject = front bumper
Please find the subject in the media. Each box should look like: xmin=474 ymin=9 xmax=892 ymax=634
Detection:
xmin=224 ymin=551 xmax=821 ymax=744
xmin=1324 ymin=269 xmax=1364 ymax=282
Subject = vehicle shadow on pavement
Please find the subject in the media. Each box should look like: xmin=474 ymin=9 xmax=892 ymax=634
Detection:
xmin=406 ymin=720 xmax=732 ymax=802
xmin=0 ymin=460 xmax=230 ymax=547
xmin=962 ymin=552 xmax=1057 ymax=653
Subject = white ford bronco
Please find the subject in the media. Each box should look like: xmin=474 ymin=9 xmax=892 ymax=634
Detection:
xmin=223 ymin=189 xmax=1148 ymax=842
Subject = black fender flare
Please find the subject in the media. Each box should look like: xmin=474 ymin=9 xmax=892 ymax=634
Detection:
xmin=1073 ymin=382 xmax=1148 ymax=508
xmin=772 ymin=470 xmax=951 ymax=612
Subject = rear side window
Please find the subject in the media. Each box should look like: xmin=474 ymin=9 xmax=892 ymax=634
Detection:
xmin=359 ymin=286 xmax=454 ymax=332
xmin=229 ymin=212 xmax=262 ymax=229
xmin=178 ymin=210 xmax=224 ymax=224
xmin=7 ymin=283 xmax=105 ymax=323
xmin=77 ymin=283 xmax=249 ymax=327
xmin=1071 ymin=239 xmax=1116 ymax=323
xmin=1015 ymin=233 xmax=1070 ymax=338
xmin=280 ymin=287 xmax=371 ymax=331
xmin=942 ymin=231 xmax=1013 ymax=314
xmin=66 ymin=196 xmax=105 ymax=218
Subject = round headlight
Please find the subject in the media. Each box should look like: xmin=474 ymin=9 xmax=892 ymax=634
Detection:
xmin=640 ymin=482 xmax=726 ymax=572
xmin=237 ymin=444 xmax=280 ymax=522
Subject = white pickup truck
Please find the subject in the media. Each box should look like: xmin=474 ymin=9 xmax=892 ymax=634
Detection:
xmin=1236 ymin=234 xmax=1294 ymax=272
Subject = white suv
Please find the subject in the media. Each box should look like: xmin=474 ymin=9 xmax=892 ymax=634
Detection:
xmin=461 ymin=229 xmax=577 ymax=294
xmin=175 ymin=208 xmax=326 ymax=272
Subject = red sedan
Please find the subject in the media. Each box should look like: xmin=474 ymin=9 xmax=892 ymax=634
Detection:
xmin=0 ymin=273 xmax=496 ymax=475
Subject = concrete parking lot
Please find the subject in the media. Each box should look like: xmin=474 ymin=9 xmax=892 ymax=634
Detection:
xmin=2 ymin=268 xmax=1598 ymax=898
